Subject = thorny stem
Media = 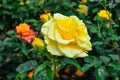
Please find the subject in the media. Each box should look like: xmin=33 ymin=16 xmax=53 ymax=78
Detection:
xmin=97 ymin=22 xmax=105 ymax=40
xmin=45 ymin=53 xmax=53 ymax=62
xmin=115 ymin=48 xmax=120 ymax=63
xmin=98 ymin=0 xmax=120 ymax=62
xmin=107 ymin=42 xmax=120 ymax=63
xmin=52 ymin=56 xmax=56 ymax=80
xmin=104 ymin=0 xmax=120 ymax=62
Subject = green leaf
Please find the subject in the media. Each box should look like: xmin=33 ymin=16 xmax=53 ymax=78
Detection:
xmin=99 ymin=56 xmax=110 ymax=64
xmin=16 ymin=60 xmax=37 ymax=73
xmin=108 ymin=62 xmax=120 ymax=70
xmin=114 ymin=77 xmax=119 ymax=80
xmin=24 ymin=19 xmax=38 ymax=23
xmin=35 ymin=70 xmax=49 ymax=80
xmin=7 ymin=72 xmax=17 ymax=80
xmin=61 ymin=58 xmax=82 ymax=71
xmin=94 ymin=15 xmax=101 ymax=21
xmin=83 ymin=56 xmax=102 ymax=72
xmin=92 ymin=8 xmax=99 ymax=13
xmin=46 ymin=68 xmax=53 ymax=80
xmin=6 ymin=30 xmax=15 ymax=35
xmin=4 ymin=38 xmax=13 ymax=44
xmin=95 ymin=67 xmax=108 ymax=80
xmin=0 ymin=56 xmax=3 ymax=62
xmin=89 ymin=0 xmax=97 ymax=2
xmin=0 ymin=40 xmax=4 ymax=52
xmin=15 ymin=71 xmax=27 ymax=80
xmin=3 ymin=0 xmax=7 ymax=4
xmin=0 ymin=23 xmax=4 ymax=30
xmin=93 ymin=41 xmax=103 ymax=46
xmin=115 ymin=0 xmax=120 ymax=3
xmin=70 ymin=58 xmax=82 ymax=71
xmin=34 ymin=61 xmax=50 ymax=76
xmin=111 ymin=34 xmax=120 ymax=40
xmin=22 ymin=47 xmax=29 ymax=56
xmin=82 ymin=64 xmax=94 ymax=72
xmin=109 ymin=54 xmax=119 ymax=61
xmin=84 ymin=56 xmax=96 ymax=63
xmin=88 ymin=25 xmax=98 ymax=33
xmin=21 ymin=41 xmax=29 ymax=56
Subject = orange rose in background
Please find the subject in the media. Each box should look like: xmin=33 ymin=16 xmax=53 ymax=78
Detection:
xmin=15 ymin=23 xmax=36 ymax=43
xmin=15 ymin=23 xmax=30 ymax=34
xmin=20 ymin=30 xmax=36 ymax=43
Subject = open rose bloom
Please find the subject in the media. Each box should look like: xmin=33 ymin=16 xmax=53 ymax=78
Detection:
xmin=15 ymin=23 xmax=36 ymax=43
xmin=41 ymin=13 xmax=92 ymax=58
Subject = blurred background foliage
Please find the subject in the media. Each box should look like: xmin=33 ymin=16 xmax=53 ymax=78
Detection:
xmin=0 ymin=0 xmax=120 ymax=80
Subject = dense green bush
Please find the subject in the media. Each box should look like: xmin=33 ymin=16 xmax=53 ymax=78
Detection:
xmin=0 ymin=0 xmax=120 ymax=80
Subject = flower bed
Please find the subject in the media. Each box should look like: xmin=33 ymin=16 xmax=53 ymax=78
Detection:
xmin=0 ymin=0 xmax=120 ymax=80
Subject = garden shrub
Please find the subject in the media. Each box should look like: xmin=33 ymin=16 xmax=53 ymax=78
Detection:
xmin=0 ymin=0 xmax=120 ymax=80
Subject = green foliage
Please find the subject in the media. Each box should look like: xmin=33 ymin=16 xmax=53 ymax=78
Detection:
xmin=35 ymin=70 xmax=49 ymax=80
xmin=0 ymin=0 xmax=120 ymax=80
xmin=60 ymin=58 xmax=82 ymax=71
xmin=15 ymin=71 xmax=28 ymax=80
xmin=34 ymin=61 xmax=50 ymax=76
xmin=16 ymin=60 xmax=37 ymax=73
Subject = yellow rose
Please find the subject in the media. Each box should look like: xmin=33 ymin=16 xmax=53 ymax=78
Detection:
xmin=81 ymin=0 xmax=88 ymax=3
xmin=20 ymin=0 xmax=25 ymax=5
xmin=32 ymin=38 xmax=44 ymax=50
xmin=77 ymin=4 xmax=88 ymax=16
xmin=40 ymin=13 xmax=52 ymax=22
xmin=97 ymin=10 xmax=112 ymax=19
xmin=41 ymin=13 xmax=92 ymax=58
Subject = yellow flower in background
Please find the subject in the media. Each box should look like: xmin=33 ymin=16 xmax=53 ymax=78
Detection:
xmin=118 ymin=17 xmax=120 ymax=21
xmin=38 ymin=0 xmax=45 ymax=5
xmin=32 ymin=38 xmax=44 ymax=50
xmin=41 ymin=13 xmax=92 ymax=58
xmin=98 ymin=10 xmax=112 ymax=19
xmin=77 ymin=4 xmax=88 ymax=16
xmin=0 ymin=4 xmax=2 ymax=7
xmin=40 ymin=13 xmax=52 ymax=22
xmin=16 ymin=53 xmax=20 ymax=57
xmin=105 ymin=22 xmax=110 ymax=28
xmin=26 ymin=0 xmax=30 ymax=4
xmin=20 ymin=0 xmax=25 ymax=5
xmin=81 ymin=0 xmax=88 ymax=3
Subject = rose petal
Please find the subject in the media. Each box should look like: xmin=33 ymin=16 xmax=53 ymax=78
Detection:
xmin=54 ymin=13 xmax=67 ymax=20
xmin=55 ymin=29 xmax=74 ymax=45
xmin=45 ymin=37 xmax=63 ymax=56
xmin=47 ymin=20 xmax=56 ymax=41
xmin=57 ymin=43 xmax=88 ymax=58
xmin=76 ymin=37 xmax=92 ymax=51
xmin=41 ymin=20 xmax=52 ymax=36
